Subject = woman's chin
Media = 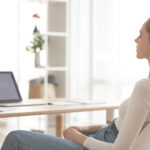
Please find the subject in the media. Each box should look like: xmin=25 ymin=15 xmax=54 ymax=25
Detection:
xmin=136 ymin=54 xmax=147 ymax=59
xmin=136 ymin=54 xmax=143 ymax=59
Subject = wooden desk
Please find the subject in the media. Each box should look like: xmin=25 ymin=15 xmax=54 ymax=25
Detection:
xmin=0 ymin=103 xmax=119 ymax=137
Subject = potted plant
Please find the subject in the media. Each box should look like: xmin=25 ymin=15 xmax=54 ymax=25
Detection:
xmin=26 ymin=35 xmax=45 ymax=67
xmin=26 ymin=13 xmax=45 ymax=67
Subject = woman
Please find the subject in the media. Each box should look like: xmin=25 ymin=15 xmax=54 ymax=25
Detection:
xmin=1 ymin=18 xmax=150 ymax=150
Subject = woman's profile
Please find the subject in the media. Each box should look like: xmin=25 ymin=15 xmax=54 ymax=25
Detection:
xmin=1 ymin=18 xmax=150 ymax=150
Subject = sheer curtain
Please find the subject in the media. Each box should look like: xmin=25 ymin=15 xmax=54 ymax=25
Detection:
xmin=91 ymin=0 xmax=150 ymax=103
xmin=69 ymin=0 xmax=150 ymax=125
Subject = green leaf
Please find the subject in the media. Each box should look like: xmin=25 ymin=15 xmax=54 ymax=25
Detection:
xmin=26 ymin=35 xmax=45 ymax=53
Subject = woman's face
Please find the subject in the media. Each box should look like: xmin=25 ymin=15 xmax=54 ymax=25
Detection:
xmin=135 ymin=22 xmax=150 ymax=60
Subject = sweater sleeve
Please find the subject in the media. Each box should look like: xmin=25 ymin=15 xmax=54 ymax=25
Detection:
xmin=83 ymin=79 xmax=150 ymax=150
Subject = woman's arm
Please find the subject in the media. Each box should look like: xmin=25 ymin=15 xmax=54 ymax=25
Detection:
xmin=63 ymin=127 xmax=88 ymax=145
xmin=63 ymin=125 xmax=103 ymax=144
xmin=64 ymin=80 xmax=150 ymax=150
xmin=83 ymin=79 xmax=150 ymax=150
xmin=63 ymin=125 xmax=102 ymax=144
xmin=69 ymin=125 xmax=102 ymax=135
xmin=63 ymin=124 xmax=103 ymax=145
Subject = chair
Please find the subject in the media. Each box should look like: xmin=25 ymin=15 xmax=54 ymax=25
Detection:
xmin=131 ymin=123 xmax=150 ymax=150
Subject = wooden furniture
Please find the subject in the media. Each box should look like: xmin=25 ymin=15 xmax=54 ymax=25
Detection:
xmin=0 ymin=102 xmax=119 ymax=137
xmin=18 ymin=0 xmax=70 ymax=98
xmin=29 ymin=83 xmax=56 ymax=99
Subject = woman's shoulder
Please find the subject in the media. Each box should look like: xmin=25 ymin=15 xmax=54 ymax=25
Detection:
xmin=129 ymin=79 xmax=150 ymax=105
xmin=134 ymin=78 xmax=150 ymax=94
xmin=136 ymin=78 xmax=150 ymax=86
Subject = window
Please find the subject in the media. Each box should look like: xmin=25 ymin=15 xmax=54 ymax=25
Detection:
xmin=91 ymin=0 xmax=149 ymax=103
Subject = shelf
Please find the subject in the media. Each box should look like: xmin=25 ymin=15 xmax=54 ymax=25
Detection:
xmin=18 ymin=67 xmax=67 ymax=80
xmin=48 ymin=36 xmax=66 ymax=66
xmin=47 ymin=67 xmax=67 ymax=71
xmin=18 ymin=0 xmax=68 ymax=3
xmin=48 ymin=71 xmax=66 ymax=97
xmin=48 ymin=1 xmax=66 ymax=32
xmin=50 ymin=0 xmax=68 ymax=3
xmin=19 ymin=32 xmax=68 ymax=37
xmin=46 ymin=32 xmax=68 ymax=37
xmin=18 ymin=0 xmax=69 ymax=99
xmin=19 ymin=66 xmax=68 ymax=71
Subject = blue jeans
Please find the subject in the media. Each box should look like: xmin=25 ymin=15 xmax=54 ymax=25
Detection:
xmin=90 ymin=122 xmax=117 ymax=143
xmin=1 ymin=124 xmax=117 ymax=150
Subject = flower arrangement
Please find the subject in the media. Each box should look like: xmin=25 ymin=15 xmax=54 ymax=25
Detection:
xmin=26 ymin=35 xmax=45 ymax=53
xmin=26 ymin=13 xmax=45 ymax=53
xmin=32 ymin=13 xmax=40 ymax=34
xmin=26 ymin=13 xmax=45 ymax=67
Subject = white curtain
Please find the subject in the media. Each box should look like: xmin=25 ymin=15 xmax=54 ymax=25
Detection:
xmin=92 ymin=0 xmax=150 ymax=103
xmin=69 ymin=0 xmax=150 ymax=125
xmin=70 ymin=0 xmax=91 ymax=99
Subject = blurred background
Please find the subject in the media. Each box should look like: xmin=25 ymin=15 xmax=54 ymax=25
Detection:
xmin=0 ymin=0 xmax=149 ymax=146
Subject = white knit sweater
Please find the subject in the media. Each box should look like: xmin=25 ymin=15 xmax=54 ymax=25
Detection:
xmin=83 ymin=79 xmax=150 ymax=150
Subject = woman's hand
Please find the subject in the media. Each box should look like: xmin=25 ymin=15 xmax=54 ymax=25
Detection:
xmin=68 ymin=126 xmax=87 ymax=132
xmin=63 ymin=127 xmax=88 ymax=145
xmin=68 ymin=125 xmax=102 ymax=135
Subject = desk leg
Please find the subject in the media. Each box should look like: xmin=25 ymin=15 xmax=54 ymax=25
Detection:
xmin=56 ymin=114 xmax=64 ymax=137
xmin=106 ymin=109 xmax=114 ymax=124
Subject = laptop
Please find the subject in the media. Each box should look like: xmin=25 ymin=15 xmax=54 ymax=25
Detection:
xmin=0 ymin=71 xmax=49 ymax=107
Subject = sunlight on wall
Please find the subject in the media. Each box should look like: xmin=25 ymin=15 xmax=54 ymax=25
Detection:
xmin=92 ymin=0 xmax=150 ymax=103
xmin=0 ymin=0 xmax=18 ymax=73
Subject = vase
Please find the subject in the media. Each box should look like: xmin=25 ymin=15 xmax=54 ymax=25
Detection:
xmin=33 ymin=25 xmax=39 ymax=34
xmin=35 ymin=52 xmax=40 ymax=68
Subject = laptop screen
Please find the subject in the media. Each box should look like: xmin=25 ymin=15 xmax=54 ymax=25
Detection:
xmin=0 ymin=72 xmax=22 ymax=103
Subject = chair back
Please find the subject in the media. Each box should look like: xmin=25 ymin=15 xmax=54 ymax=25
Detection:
xmin=131 ymin=123 xmax=150 ymax=150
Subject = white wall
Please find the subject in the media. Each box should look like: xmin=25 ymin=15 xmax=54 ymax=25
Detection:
xmin=0 ymin=0 xmax=18 ymax=75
